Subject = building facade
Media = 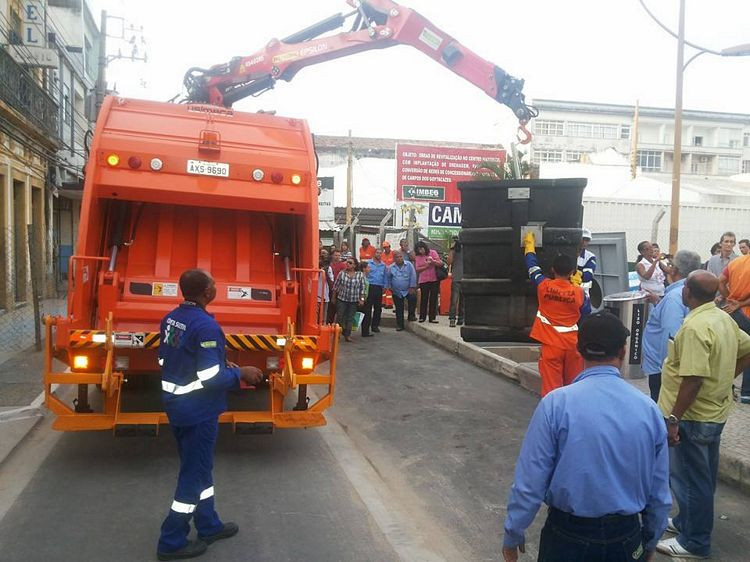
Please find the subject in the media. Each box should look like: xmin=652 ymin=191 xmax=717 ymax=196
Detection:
xmin=530 ymin=99 xmax=750 ymax=177
xmin=0 ymin=0 xmax=98 ymax=353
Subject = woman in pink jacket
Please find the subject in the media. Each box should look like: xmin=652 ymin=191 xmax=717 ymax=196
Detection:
xmin=414 ymin=241 xmax=443 ymax=323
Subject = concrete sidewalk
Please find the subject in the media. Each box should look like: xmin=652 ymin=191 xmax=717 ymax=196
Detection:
xmin=407 ymin=316 xmax=750 ymax=493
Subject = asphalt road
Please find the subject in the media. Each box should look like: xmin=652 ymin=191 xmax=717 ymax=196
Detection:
xmin=1 ymin=327 xmax=749 ymax=561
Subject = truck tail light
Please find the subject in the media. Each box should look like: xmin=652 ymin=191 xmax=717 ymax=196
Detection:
xmin=291 ymin=174 xmax=302 ymax=185
xmin=301 ymin=357 xmax=314 ymax=372
xmin=106 ymin=154 xmax=120 ymax=167
xmin=127 ymin=156 xmax=142 ymax=169
xmin=271 ymin=172 xmax=283 ymax=184
xmin=73 ymin=355 xmax=90 ymax=370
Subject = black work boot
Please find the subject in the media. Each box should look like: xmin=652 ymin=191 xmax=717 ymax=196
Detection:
xmin=157 ymin=539 xmax=207 ymax=560
xmin=199 ymin=522 xmax=239 ymax=545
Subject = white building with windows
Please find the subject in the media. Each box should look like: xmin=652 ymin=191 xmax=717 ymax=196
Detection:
xmin=530 ymin=99 xmax=750 ymax=177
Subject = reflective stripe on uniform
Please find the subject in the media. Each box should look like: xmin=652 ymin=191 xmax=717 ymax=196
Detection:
xmin=197 ymin=364 xmax=220 ymax=382
xmin=581 ymin=281 xmax=593 ymax=289
xmin=158 ymin=357 xmax=164 ymax=366
xmin=528 ymin=266 xmax=542 ymax=275
xmin=199 ymin=486 xmax=214 ymax=501
xmin=536 ymin=311 xmax=578 ymax=333
xmin=162 ymin=379 xmax=204 ymax=395
xmin=582 ymin=268 xmax=594 ymax=275
xmin=171 ymin=500 xmax=196 ymax=514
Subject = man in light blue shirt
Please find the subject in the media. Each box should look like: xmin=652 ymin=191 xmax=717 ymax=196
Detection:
xmin=502 ymin=312 xmax=671 ymax=562
xmin=642 ymin=250 xmax=702 ymax=402
xmin=361 ymin=249 xmax=387 ymax=336
xmin=386 ymin=250 xmax=417 ymax=331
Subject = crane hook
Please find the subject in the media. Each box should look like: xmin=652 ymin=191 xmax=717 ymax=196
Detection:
xmin=517 ymin=120 xmax=532 ymax=145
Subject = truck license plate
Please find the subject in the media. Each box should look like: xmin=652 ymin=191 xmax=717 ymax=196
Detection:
xmin=187 ymin=159 xmax=229 ymax=177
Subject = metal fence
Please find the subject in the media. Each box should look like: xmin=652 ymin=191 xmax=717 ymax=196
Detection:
xmin=0 ymin=226 xmax=66 ymax=364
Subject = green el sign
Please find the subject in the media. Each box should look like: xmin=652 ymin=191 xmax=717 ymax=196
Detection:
xmin=401 ymin=185 xmax=445 ymax=201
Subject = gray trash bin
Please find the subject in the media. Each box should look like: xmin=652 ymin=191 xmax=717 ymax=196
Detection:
xmin=601 ymin=290 xmax=650 ymax=379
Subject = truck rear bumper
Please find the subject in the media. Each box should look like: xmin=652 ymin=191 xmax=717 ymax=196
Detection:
xmin=44 ymin=316 xmax=340 ymax=434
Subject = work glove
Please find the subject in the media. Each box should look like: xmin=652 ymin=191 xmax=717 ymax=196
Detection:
xmin=523 ymin=231 xmax=536 ymax=255
xmin=570 ymin=270 xmax=583 ymax=286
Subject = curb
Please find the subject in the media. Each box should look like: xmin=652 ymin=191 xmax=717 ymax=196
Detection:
xmin=406 ymin=320 xmax=750 ymax=493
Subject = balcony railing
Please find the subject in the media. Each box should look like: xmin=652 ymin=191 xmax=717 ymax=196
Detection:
xmin=0 ymin=46 xmax=59 ymax=141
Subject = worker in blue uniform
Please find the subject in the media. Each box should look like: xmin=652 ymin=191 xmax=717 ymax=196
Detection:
xmin=157 ymin=269 xmax=264 ymax=561
xmin=502 ymin=312 xmax=671 ymax=562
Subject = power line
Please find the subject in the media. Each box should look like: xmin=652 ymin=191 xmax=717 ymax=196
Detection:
xmin=637 ymin=0 xmax=722 ymax=55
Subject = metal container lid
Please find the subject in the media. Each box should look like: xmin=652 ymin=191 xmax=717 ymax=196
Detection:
xmin=603 ymin=290 xmax=649 ymax=302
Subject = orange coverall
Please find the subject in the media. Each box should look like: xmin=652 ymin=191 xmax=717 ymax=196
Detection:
xmin=526 ymin=251 xmax=589 ymax=396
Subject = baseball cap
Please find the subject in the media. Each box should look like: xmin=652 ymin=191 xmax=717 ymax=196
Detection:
xmin=577 ymin=312 xmax=630 ymax=359
xmin=581 ymin=228 xmax=592 ymax=240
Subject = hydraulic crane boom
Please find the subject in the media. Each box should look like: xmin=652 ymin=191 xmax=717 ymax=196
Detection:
xmin=183 ymin=0 xmax=537 ymax=142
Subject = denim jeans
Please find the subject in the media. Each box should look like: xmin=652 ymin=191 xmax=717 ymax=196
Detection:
xmin=730 ymin=309 xmax=750 ymax=395
xmin=392 ymin=292 xmax=416 ymax=328
xmin=537 ymin=507 xmax=645 ymax=561
xmin=670 ymin=420 xmax=725 ymax=556
xmin=448 ymin=279 xmax=464 ymax=322
xmin=335 ymin=300 xmax=358 ymax=337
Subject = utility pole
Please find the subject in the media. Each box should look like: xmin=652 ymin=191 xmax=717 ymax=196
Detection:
xmin=346 ymin=130 xmax=353 ymax=228
xmin=630 ymin=100 xmax=640 ymax=180
xmin=95 ymin=10 xmax=107 ymax=118
xmin=669 ymin=0 xmax=685 ymax=256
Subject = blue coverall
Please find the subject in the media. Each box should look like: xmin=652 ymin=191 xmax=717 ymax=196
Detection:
xmin=157 ymin=301 xmax=241 ymax=553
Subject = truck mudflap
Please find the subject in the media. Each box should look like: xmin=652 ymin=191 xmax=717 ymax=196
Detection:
xmin=44 ymin=315 xmax=341 ymax=434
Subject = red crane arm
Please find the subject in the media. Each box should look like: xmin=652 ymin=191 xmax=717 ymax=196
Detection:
xmin=183 ymin=0 xmax=537 ymax=141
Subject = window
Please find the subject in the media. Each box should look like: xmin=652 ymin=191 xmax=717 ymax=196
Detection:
xmin=532 ymin=149 xmax=563 ymax=163
xmin=718 ymin=156 xmax=740 ymax=175
xmin=8 ymin=9 xmax=22 ymax=44
xmin=84 ymin=38 xmax=94 ymax=79
xmin=743 ymin=160 xmax=750 ymax=174
xmin=693 ymin=136 xmax=703 ymax=147
xmin=566 ymin=151 xmax=582 ymax=163
xmin=62 ymin=83 xmax=72 ymax=125
xmin=535 ymin=120 xmax=564 ymax=136
xmin=567 ymin=122 xmax=618 ymax=139
xmin=744 ymin=133 xmax=750 ymax=147
xmin=637 ymin=150 xmax=662 ymax=172
xmin=620 ymin=125 xmax=630 ymax=140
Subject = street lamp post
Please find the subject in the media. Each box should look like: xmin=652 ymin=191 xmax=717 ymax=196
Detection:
xmin=669 ymin=0 xmax=685 ymax=257
xmin=666 ymin=21 xmax=750 ymax=255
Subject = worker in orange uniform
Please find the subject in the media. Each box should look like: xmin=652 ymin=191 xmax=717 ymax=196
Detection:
xmin=524 ymin=232 xmax=590 ymax=396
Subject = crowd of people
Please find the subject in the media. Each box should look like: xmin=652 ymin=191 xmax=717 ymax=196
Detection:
xmin=504 ymin=229 xmax=750 ymax=560
xmin=318 ymin=236 xmax=465 ymax=342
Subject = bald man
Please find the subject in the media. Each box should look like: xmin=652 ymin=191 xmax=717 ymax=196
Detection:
xmin=656 ymin=271 xmax=750 ymax=559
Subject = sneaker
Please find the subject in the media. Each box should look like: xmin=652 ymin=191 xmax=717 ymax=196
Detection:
xmin=449 ymin=319 xmax=456 ymax=327
xmin=656 ymin=537 xmax=708 ymax=559
xmin=199 ymin=522 xmax=239 ymax=545
xmin=428 ymin=319 xmax=439 ymax=324
xmin=741 ymin=395 xmax=750 ymax=404
xmin=665 ymin=517 xmax=679 ymax=534
xmin=418 ymin=319 xmax=426 ymax=323
xmin=157 ymin=540 xmax=208 ymax=561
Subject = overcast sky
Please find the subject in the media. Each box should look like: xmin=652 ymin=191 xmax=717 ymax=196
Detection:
xmin=91 ymin=0 xmax=750 ymax=148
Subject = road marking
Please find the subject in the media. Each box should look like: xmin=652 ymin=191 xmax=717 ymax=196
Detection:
xmin=310 ymin=390 xmax=464 ymax=561
xmin=0 ymin=386 xmax=66 ymax=523
xmin=0 ymin=386 xmax=57 ymax=424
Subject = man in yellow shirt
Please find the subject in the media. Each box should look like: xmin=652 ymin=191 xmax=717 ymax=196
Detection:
xmin=657 ymin=271 xmax=750 ymax=559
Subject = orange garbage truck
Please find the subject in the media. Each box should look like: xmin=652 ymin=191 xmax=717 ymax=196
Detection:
xmin=43 ymin=96 xmax=339 ymax=434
